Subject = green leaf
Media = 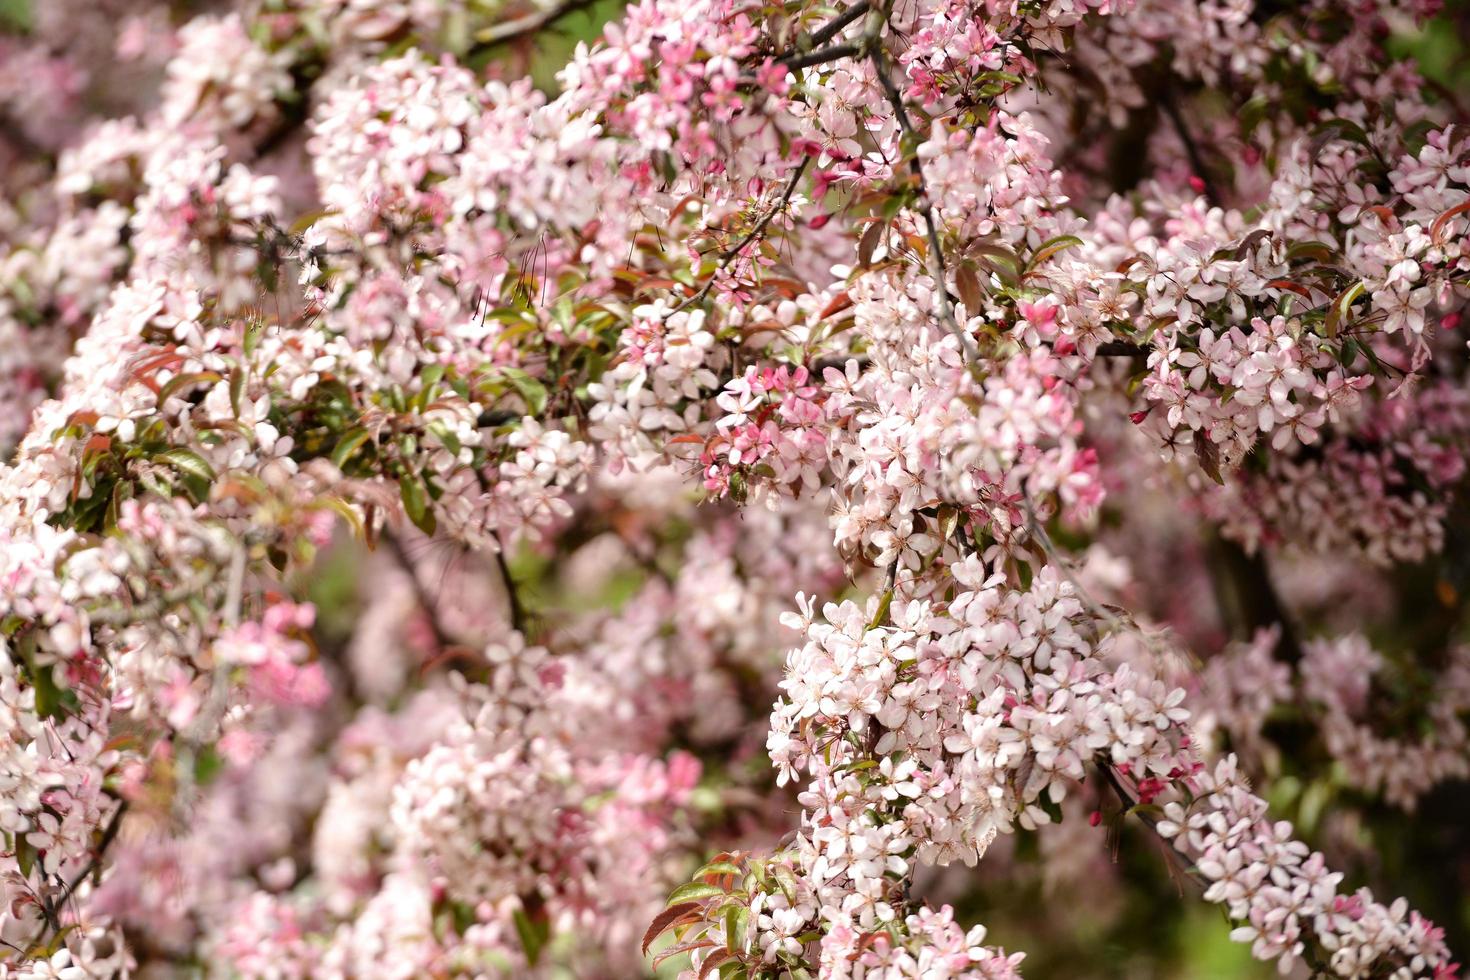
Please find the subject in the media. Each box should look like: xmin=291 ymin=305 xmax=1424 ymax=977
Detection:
xmin=194 ymin=745 xmax=224 ymax=786
xmin=512 ymin=907 xmax=550 ymax=967
xmin=695 ymin=861 xmax=744 ymax=880
xmin=157 ymin=371 xmax=223 ymax=407
xmin=156 ymin=447 xmax=217 ymax=483
xmin=666 ymin=881 xmax=726 ymax=905
xmin=1323 ymin=280 xmax=1365 ymax=338
xmin=867 ymin=589 xmax=893 ymax=629
xmin=1309 ymin=117 xmax=1371 ymax=157
xmin=244 ymin=318 xmax=266 ymax=359
xmin=331 ymin=428 xmax=373 ymax=470
xmin=427 ymin=421 xmax=462 ymax=457
xmin=499 ymin=368 xmax=548 ymax=417
xmin=0 ymin=0 xmax=31 ymax=32
xmin=399 ymin=473 xmax=437 ymax=535
xmin=16 ymin=835 xmax=34 ymax=878
xmin=1024 ymin=234 xmax=1083 ymax=274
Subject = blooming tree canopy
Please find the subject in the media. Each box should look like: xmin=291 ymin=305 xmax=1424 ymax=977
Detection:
xmin=1 ymin=0 xmax=1468 ymax=976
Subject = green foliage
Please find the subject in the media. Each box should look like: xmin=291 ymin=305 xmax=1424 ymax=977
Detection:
xmin=0 ymin=0 xmax=29 ymax=33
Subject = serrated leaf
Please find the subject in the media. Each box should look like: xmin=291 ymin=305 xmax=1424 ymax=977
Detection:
xmin=700 ymin=949 xmax=735 ymax=978
xmin=643 ymin=901 xmax=703 ymax=954
xmin=653 ymin=938 xmax=717 ymax=969
xmin=697 ymin=860 xmax=745 ymax=880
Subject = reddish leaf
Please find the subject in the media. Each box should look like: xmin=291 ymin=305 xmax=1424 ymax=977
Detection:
xmin=1265 ymin=279 xmax=1314 ymax=299
xmin=1431 ymin=200 xmax=1470 ymax=243
xmin=643 ymin=902 xmax=702 ymax=955
xmin=653 ymin=938 xmax=717 ymax=969
xmin=1233 ymin=228 xmax=1272 ymax=260
xmin=819 ymin=291 xmax=853 ymax=319
xmin=859 ymin=221 xmax=885 ymax=267
xmin=955 ymin=263 xmax=984 ymax=316
xmin=699 ymin=949 xmax=735 ymax=978
xmin=1194 ymin=436 xmax=1224 ymax=486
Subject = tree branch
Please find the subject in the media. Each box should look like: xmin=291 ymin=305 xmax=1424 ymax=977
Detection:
xmin=1158 ymin=88 xmax=1221 ymax=207
xmin=868 ymin=48 xmax=982 ymax=373
xmin=1095 ymin=339 xmax=1149 ymax=357
xmin=805 ymin=0 xmax=872 ymax=51
xmin=30 ymin=800 xmax=129 ymax=952
xmin=384 ymin=532 xmax=461 ymax=655
xmin=469 ymin=0 xmax=603 ymax=53
xmin=779 ymin=42 xmax=862 ymax=72
xmin=1208 ymin=532 xmax=1302 ymax=665
xmin=674 ymin=156 xmax=811 ymax=313
xmin=494 ymin=545 xmax=530 ymax=637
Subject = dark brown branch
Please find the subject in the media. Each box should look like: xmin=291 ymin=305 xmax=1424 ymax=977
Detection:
xmin=52 ymin=801 xmax=128 ymax=914
xmin=1097 ymin=764 xmax=1205 ymax=894
xmin=805 ymin=0 xmax=872 ymax=50
xmin=868 ymin=47 xmax=982 ymax=372
xmin=469 ymin=0 xmax=603 ymax=53
xmin=1095 ymin=340 xmax=1148 ymax=357
xmin=779 ymin=42 xmax=862 ymax=71
xmin=32 ymin=800 xmax=129 ymax=950
xmin=1208 ymin=532 xmax=1303 ymax=665
xmin=383 ymin=532 xmax=460 ymax=655
xmin=494 ymin=546 xmax=530 ymax=637
xmin=1158 ymin=89 xmax=1220 ymax=206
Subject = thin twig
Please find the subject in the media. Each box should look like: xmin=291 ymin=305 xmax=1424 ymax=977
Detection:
xmin=28 ymin=800 xmax=130 ymax=952
xmin=384 ymin=532 xmax=461 ymax=654
xmin=1097 ymin=763 xmax=1205 ymax=893
xmin=868 ymin=48 xmax=982 ymax=373
xmin=673 ymin=157 xmax=811 ymax=313
xmin=52 ymin=801 xmax=129 ymax=916
xmin=469 ymin=0 xmax=602 ymax=52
